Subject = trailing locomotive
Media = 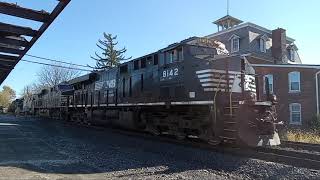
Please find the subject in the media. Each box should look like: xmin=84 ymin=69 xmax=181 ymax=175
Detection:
xmin=30 ymin=37 xmax=280 ymax=147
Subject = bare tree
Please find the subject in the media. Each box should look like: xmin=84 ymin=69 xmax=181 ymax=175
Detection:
xmin=20 ymin=84 xmax=39 ymax=98
xmin=36 ymin=63 xmax=81 ymax=88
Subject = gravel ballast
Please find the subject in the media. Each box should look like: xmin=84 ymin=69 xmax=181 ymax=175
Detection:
xmin=0 ymin=115 xmax=319 ymax=180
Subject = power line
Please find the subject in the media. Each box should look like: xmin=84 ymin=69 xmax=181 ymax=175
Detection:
xmin=25 ymin=54 xmax=90 ymax=68
xmin=21 ymin=59 xmax=92 ymax=72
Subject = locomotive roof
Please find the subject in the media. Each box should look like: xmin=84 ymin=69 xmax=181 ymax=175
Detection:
xmin=68 ymin=72 xmax=97 ymax=85
xmin=119 ymin=36 xmax=219 ymax=66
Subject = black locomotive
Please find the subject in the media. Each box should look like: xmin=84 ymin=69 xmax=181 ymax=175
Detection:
xmin=30 ymin=37 xmax=280 ymax=147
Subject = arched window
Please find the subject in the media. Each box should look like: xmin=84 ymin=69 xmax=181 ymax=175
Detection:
xmin=263 ymin=74 xmax=273 ymax=94
xmin=289 ymin=103 xmax=302 ymax=125
xmin=229 ymin=34 xmax=240 ymax=53
xmin=288 ymin=71 xmax=300 ymax=92
xmin=288 ymin=48 xmax=295 ymax=61
xmin=259 ymin=34 xmax=268 ymax=53
xmin=260 ymin=38 xmax=266 ymax=53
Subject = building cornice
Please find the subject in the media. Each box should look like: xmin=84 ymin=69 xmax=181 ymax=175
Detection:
xmin=205 ymin=22 xmax=295 ymax=42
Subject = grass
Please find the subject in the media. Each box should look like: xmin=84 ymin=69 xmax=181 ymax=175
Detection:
xmin=282 ymin=130 xmax=320 ymax=144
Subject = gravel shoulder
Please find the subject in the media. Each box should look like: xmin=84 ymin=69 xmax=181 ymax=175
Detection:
xmin=0 ymin=114 xmax=319 ymax=180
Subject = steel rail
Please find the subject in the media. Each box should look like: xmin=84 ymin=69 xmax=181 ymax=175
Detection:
xmin=281 ymin=140 xmax=320 ymax=152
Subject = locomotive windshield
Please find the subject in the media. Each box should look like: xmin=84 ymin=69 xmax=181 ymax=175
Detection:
xmin=189 ymin=45 xmax=216 ymax=60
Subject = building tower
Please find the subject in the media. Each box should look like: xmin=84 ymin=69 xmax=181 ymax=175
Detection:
xmin=213 ymin=15 xmax=243 ymax=32
xmin=213 ymin=0 xmax=243 ymax=31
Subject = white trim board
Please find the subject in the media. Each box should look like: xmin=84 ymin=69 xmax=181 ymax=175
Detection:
xmin=252 ymin=64 xmax=320 ymax=69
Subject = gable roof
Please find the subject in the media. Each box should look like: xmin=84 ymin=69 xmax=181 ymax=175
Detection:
xmin=228 ymin=34 xmax=240 ymax=41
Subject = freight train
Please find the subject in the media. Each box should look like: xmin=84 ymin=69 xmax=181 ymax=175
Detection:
xmin=26 ymin=37 xmax=280 ymax=147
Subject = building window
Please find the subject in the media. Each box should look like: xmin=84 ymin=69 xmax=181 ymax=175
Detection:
xmin=231 ymin=38 xmax=239 ymax=53
xmin=263 ymin=74 xmax=273 ymax=94
xmin=289 ymin=103 xmax=302 ymax=125
xmin=260 ymin=38 xmax=266 ymax=53
xmin=289 ymin=49 xmax=295 ymax=61
xmin=229 ymin=34 xmax=240 ymax=53
xmin=288 ymin=71 xmax=300 ymax=92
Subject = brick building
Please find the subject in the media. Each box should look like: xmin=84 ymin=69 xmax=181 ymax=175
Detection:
xmin=254 ymin=64 xmax=320 ymax=128
xmin=204 ymin=15 xmax=319 ymax=128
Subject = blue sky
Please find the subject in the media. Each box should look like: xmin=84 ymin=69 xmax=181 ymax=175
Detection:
xmin=1 ymin=0 xmax=320 ymax=95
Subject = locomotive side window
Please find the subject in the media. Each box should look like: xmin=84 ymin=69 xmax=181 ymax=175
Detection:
xmin=147 ymin=56 xmax=152 ymax=66
xmin=189 ymin=46 xmax=216 ymax=60
xmin=166 ymin=50 xmax=176 ymax=64
xmin=134 ymin=60 xmax=139 ymax=70
xmin=120 ymin=65 xmax=128 ymax=74
xmin=177 ymin=48 xmax=183 ymax=61
xmin=153 ymin=54 xmax=159 ymax=65
xmin=129 ymin=77 xmax=132 ymax=97
xmin=141 ymin=74 xmax=144 ymax=92
xmin=141 ymin=58 xmax=147 ymax=68
xmin=159 ymin=53 xmax=165 ymax=66
xmin=122 ymin=78 xmax=126 ymax=97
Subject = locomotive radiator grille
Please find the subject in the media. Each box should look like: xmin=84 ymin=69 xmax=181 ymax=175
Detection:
xmin=196 ymin=69 xmax=239 ymax=92
xmin=196 ymin=69 xmax=257 ymax=94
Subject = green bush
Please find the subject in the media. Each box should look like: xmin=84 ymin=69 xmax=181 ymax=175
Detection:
xmin=310 ymin=114 xmax=320 ymax=132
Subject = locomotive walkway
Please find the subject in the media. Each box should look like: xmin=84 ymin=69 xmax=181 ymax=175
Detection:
xmin=0 ymin=114 xmax=318 ymax=179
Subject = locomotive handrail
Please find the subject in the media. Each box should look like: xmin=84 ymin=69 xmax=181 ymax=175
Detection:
xmin=229 ymin=74 xmax=237 ymax=116
xmin=213 ymin=74 xmax=225 ymax=124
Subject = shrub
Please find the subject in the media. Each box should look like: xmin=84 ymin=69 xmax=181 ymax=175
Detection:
xmin=310 ymin=114 xmax=320 ymax=132
xmin=284 ymin=130 xmax=320 ymax=144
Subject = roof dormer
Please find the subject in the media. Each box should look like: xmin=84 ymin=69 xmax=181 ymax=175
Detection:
xmin=229 ymin=34 xmax=240 ymax=53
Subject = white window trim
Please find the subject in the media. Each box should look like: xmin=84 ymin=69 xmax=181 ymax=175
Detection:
xmin=229 ymin=34 xmax=240 ymax=53
xmin=259 ymin=34 xmax=268 ymax=53
xmin=288 ymin=71 xmax=301 ymax=93
xmin=289 ymin=49 xmax=295 ymax=61
xmin=289 ymin=103 xmax=302 ymax=125
xmin=263 ymin=74 xmax=273 ymax=94
xmin=259 ymin=39 xmax=266 ymax=53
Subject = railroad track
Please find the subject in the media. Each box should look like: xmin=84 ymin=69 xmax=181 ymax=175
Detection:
xmin=281 ymin=140 xmax=320 ymax=152
xmin=41 ymin=117 xmax=320 ymax=170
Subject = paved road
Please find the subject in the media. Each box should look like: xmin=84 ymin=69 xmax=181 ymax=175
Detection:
xmin=0 ymin=114 xmax=319 ymax=180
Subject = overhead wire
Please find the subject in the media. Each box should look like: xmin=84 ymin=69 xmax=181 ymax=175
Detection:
xmin=21 ymin=59 xmax=92 ymax=72
xmin=25 ymin=54 xmax=91 ymax=68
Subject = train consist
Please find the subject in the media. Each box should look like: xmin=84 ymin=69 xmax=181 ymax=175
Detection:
xmin=25 ymin=37 xmax=280 ymax=147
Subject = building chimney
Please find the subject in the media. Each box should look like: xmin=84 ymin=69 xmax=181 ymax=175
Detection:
xmin=272 ymin=28 xmax=287 ymax=64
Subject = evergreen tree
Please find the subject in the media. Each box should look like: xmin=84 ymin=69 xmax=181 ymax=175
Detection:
xmin=90 ymin=33 xmax=131 ymax=70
